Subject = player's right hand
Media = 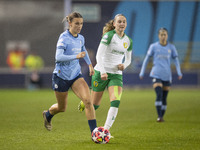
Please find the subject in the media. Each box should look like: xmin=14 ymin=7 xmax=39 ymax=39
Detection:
xmin=76 ymin=52 xmax=86 ymax=59
xmin=89 ymin=64 xmax=95 ymax=76
xmin=101 ymin=73 xmax=108 ymax=80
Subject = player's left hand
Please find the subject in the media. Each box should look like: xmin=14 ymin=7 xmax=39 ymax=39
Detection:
xmin=89 ymin=64 xmax=95 ymax=76
xmin=178 ymin=75 xmax=182 ymax=80
xmin=118 ymin=64 xmax=125 ymax=71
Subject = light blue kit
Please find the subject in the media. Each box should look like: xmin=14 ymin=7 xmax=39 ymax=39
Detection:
xmin=53 ymin=30 xmax=91 ymax=80
xmin=140 ymin=42 xmax=182 ymax=81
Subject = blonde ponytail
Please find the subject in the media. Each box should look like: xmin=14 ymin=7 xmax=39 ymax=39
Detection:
xmin=102 ymin=20 xmax=115 ymax=36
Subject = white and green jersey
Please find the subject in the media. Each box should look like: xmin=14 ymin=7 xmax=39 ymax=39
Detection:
xmin=94 ymin=30 xmax=133 ymax=75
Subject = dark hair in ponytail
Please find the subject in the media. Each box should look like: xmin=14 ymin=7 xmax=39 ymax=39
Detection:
xmin=62 ymin=12 xmax=83 ymax=23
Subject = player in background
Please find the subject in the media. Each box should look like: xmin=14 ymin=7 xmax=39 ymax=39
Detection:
xmin=79 ymin=14 xmax=133 ymax=133
xmin=139 ymin=28 xmax=182 ymax=122
xmin=43 ymin=12 xmax=97 ymax=134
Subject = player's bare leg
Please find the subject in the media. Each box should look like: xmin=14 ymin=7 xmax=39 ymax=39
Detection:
xmin=72 ymin=78 xmax=96 ymax=132
xmin=43 ymin=91 xmax=68 ymax=131
xmin=92 ymin=90 xmax=104 ymax=107
xmin=50 ymin=91 xmax=68 ymax=114
xmin=78 ymin=90 xmax=103 ymax=112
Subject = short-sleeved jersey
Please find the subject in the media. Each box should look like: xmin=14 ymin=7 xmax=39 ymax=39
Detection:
xmin=147 ymin=41 xmax=178 ymax=81
xmin=94 ymin=30 xmax=133 ymax=75
xmin=53 ymin=30 xmax=89 ymax=80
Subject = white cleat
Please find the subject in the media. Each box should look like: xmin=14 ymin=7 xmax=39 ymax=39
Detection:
xmin=110 ymin=134 xmax=114 ymax=139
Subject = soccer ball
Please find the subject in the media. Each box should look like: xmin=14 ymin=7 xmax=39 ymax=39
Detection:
xmin=91 ymin=127 xmax=111 ymax=144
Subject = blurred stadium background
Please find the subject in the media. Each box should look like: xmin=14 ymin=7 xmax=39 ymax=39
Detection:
xmin=0 ymin=0 xmax=200 ymax=89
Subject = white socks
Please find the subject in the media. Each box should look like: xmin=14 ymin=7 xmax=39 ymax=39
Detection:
xmin=104 ymin=107 xmax=118 ymax=130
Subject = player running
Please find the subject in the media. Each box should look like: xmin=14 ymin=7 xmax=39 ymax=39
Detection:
xmin=139 ymin=28 xmax=182 ymax=122
xmin=43 ymin=12 xmax=97 ymax=133
xmin=79 ymin=14 xmax=133 ymax=132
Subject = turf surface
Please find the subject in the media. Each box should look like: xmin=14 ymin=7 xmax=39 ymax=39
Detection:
xmin=0 ymin=89 xmax=199 ymax=150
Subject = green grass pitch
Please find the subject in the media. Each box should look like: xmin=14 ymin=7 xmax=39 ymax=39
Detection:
xmin=0 ymin=88 xmax=199 ymax=150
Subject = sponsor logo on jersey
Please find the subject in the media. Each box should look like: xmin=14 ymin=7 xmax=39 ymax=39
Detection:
xmin=93 ymin=81 xmax=98 ymax=87
xmin=123 ymin=42 xmax=128 ymax=48
xmin=72 ymin=48 xmax=81 ymax=51
xmin=103 ymin=34 xmax=108 ymax=39
xmin=168 ymin=49 xmax=171 ymax=53
xmin=156 ymin=49 xmax=160 ymax=52
xmin=57 ymin=39 xmax=64 ymax=47
xmin=101 ymin=39 xmax=107 ymax=43
xmin=147 ymin=50 xmax=151 ymax=55
xmin=58 ymin=38 xmax=64 ymax=43
xmin=157 ymin=55 xmax=170 ymax=59
xmin=101 ymin=34 xmax=108 ymax=43
xmin=57 ymin=42 xmax=64 ymax=47
xmin=112 ymin=49 xmax=125 ymax=55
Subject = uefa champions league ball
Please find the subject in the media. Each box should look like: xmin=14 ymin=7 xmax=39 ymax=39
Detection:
xmin=91 ymin=127 xmax=111 ymax=144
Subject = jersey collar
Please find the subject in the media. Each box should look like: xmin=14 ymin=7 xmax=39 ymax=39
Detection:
xmin=67 ymin=29 xmax=79 ymax=38
xmin=114 ymin=29 xmax=125 ymax=39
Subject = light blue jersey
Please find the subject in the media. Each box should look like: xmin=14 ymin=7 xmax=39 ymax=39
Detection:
xmin=139 ymin=42 xmax=182 ymax=81
xmin=53 ymin=30 xmax=91 ymax=80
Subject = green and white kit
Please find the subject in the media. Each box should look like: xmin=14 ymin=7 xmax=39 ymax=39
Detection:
xmin=94 ymin=29 xmax=133 ymax=75
xmin=92 ymin=29 xmax=133 ymax=92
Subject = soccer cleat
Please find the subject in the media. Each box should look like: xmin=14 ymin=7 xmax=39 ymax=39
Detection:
xmin=157 ymin=117 xmax=164 ymax=122
xmin=110 ymin=134 xmax=114 ymax=139
xmin=78 ymin=101 xmax=85 ymax=112
xmin=43 ymin=110 xmax=52 ymax=131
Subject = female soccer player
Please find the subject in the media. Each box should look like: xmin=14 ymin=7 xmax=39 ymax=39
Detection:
xmin=139 ymin=28 xmax=182 ymax=122
xmin=79 ymin=14 xmax=133 ymax=132
xmin=43 ymin=12 xmax=97 ymax=133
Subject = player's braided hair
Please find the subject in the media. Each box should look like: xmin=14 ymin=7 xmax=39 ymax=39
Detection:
xmin=102 ymin=14 xmax=125 ymax=36
xmin=62 ymin=12 xmax=83 ymax=23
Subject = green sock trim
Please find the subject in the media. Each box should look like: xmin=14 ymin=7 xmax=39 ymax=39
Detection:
xmin=111 ymin=100 xmax=120 ymax=108
xmin=93 ymin=105 xmax=99 ymax=110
